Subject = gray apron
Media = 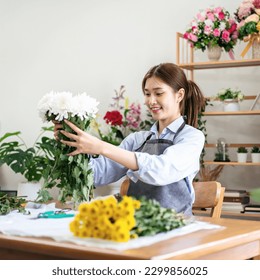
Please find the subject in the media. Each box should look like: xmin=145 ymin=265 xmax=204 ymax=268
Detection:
xmin=127 ymin=122 xmax=193 ymax=215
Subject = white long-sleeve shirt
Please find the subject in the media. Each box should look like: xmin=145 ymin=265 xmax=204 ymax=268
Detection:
xmin=91 ymin=116 xmax=205 ymax=202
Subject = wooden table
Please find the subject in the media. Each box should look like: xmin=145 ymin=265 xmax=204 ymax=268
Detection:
xmin=1 ymin=217 xmax=260 ymax=260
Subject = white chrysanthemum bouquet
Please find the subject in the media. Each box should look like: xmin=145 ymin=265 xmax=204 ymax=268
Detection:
xmin=37 ymin=91 xmax=99 ymax=205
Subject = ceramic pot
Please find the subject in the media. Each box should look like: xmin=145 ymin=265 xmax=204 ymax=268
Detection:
xmin=207 ymin=45 xmax=222 ymax=61
xmin=237 ymin=153 xmax=248 ymax=163
xmin=223 ymin=99 xmax=240 ymax=112
xmin=251 ymin=153 xmax=260 ymax=163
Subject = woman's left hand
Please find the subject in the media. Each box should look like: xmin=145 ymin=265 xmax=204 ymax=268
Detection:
xmin=60 ymin=119 xmax=104 ymax=156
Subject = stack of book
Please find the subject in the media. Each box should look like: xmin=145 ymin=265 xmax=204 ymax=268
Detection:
xmin=242 ymin=204 xmax=260 ymax=213
xmin=222 ymin=189 xmax=250 ymax=213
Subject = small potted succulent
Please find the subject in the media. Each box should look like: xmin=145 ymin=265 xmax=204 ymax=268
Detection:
xmin=251 ymin=146 xmax=260 ymax=163
xmin=237 ymin=146 xmax=248 ymax=163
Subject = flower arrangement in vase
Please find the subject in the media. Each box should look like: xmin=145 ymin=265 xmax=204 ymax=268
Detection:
xmin=37 ymin=91 xmax=99 ymax=206
xmin=216 ymin=88 xmax=244 ymax=111
xmin=184 ymin=6 xmax=238 ymax=60
xmin=235 ymin=0 xmax=260 ymax=58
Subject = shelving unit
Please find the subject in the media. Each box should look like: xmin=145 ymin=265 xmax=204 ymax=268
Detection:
xmin=176 ymin=32 xmax=260 ymax=217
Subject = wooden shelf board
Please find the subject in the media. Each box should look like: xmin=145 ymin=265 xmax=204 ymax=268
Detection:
xmin=178 ymin=59 xmax=260 ymax=70
xmin=203 ymin=110 xmax=260 ymax=116
xmin=204 ymin=161 xmax=260 ymax=166
xmin=205 ymin=143 xmax=260 ymax=148
xmin=206 ymin=95 xmax=256 ymax=101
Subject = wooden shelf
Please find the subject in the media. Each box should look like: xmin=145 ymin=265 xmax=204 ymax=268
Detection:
xmin=178 ymin=58 xmax=260 ymax=70
xmin=205 ymin=143 xmax=260 ymax=148
xmin=204 ymin=161 xmax=260 ymax=166
xmin=203 ymin=110 xmax=260 ymax=116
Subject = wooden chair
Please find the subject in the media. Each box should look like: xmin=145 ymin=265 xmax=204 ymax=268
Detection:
xmin=192 ymin=181 xmax=225 ymax=218
xmin=120 ymin=178 xmax=225 ymax=218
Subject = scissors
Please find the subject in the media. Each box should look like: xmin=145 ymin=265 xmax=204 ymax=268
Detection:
xmin=34 ymin=209 xmax=75 ymax=219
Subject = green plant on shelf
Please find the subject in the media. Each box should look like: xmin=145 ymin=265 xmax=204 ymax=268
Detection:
xmin=251 ymin=146 xmax=260 ymax=153
xmin=216 ymin=88 xmax=244 ymax=101
xmin=237 ymin=147 xmax=248 ymax=153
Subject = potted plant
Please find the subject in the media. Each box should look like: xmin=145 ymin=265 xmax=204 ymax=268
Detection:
xmin=0 ymin=127 xmax=55 ymax=201
xmin=183 ymin=6 xmax=238 ymax=60
xmin=237 ymin=146 xmax=248 ymax=163
xmin=251 ymin=146 xmax=260 ymax=163
xmin=216 ymin=88 xmax=244 ymax=112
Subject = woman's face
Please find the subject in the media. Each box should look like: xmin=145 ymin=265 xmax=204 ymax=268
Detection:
xmin=144 ymin=76 xmax=183 ymax=127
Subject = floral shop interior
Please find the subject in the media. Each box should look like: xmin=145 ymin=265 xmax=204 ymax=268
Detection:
xmin=0 ymin=0 xmax=260 ymax=261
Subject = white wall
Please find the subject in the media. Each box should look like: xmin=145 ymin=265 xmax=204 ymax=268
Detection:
xmin=0 ymin=0 xmax=259 ymax=192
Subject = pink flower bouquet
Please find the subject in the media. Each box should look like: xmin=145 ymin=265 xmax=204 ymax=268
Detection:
xmin=184 ymin=6 xmax=238 ymax=52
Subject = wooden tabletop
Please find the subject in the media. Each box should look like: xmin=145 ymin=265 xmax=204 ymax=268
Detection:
xmin=1 ymin=217 xmax=260 ymax=260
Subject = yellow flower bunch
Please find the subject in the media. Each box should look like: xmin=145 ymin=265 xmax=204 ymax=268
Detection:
xmin=69 ymin=195 xmax=141 ymax=242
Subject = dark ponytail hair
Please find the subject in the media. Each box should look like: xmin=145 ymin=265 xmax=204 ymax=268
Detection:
xmin=142 ymin=63 xmax=206 ymax=128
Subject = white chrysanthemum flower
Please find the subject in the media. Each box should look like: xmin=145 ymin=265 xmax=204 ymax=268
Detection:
xmin=72 ymin=93 xmax=99 ymax=120
xmin=37 ymin=91 xmax=55 ymax=122
xmin=38 ymin=91 xmax=99 ymax=122
xmin=50 ymin=91 xmax=74 ymax=121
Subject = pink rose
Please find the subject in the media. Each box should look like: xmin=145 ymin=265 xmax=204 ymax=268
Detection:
xmin=214 ymin=7 xmax=223 ymax=14
xmin=189 ymin=33 xmax=198 ymax=42
xmin=207 ymin=12 xmax=215 ymax=21
xmin=222 ymin=30 xmax=231 ymax=42
xmin=218 ymin=11 xmax=225 ymax=20
xmin=213 ymin=28 xmax=221 ymax=37
xmin=183 ymin=32 xmax=189 ymax=39
xmin=228 ymin=23 xmax=237 ymax=34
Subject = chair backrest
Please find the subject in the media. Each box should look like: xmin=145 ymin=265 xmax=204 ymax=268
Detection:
xmin=120 ymin=178 xmax=225 ymax=218
xmin=120 ymin=177 xmax=130 ymax=196
xmin=192 ymin=181 xmax=225 ymax=218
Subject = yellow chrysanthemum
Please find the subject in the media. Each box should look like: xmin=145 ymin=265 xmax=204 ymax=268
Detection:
xmin=125 ymin=215 xmax=136 ymax=229
xmin=78 ymin=203 xmax=89 ymax=214
xmin=133 ymin=200 xmax=141 ymax=209
xmin=113 ymin=229 xmax=130 ymax=242
xmin=69 ymin=195 xmax=140 ymax=242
